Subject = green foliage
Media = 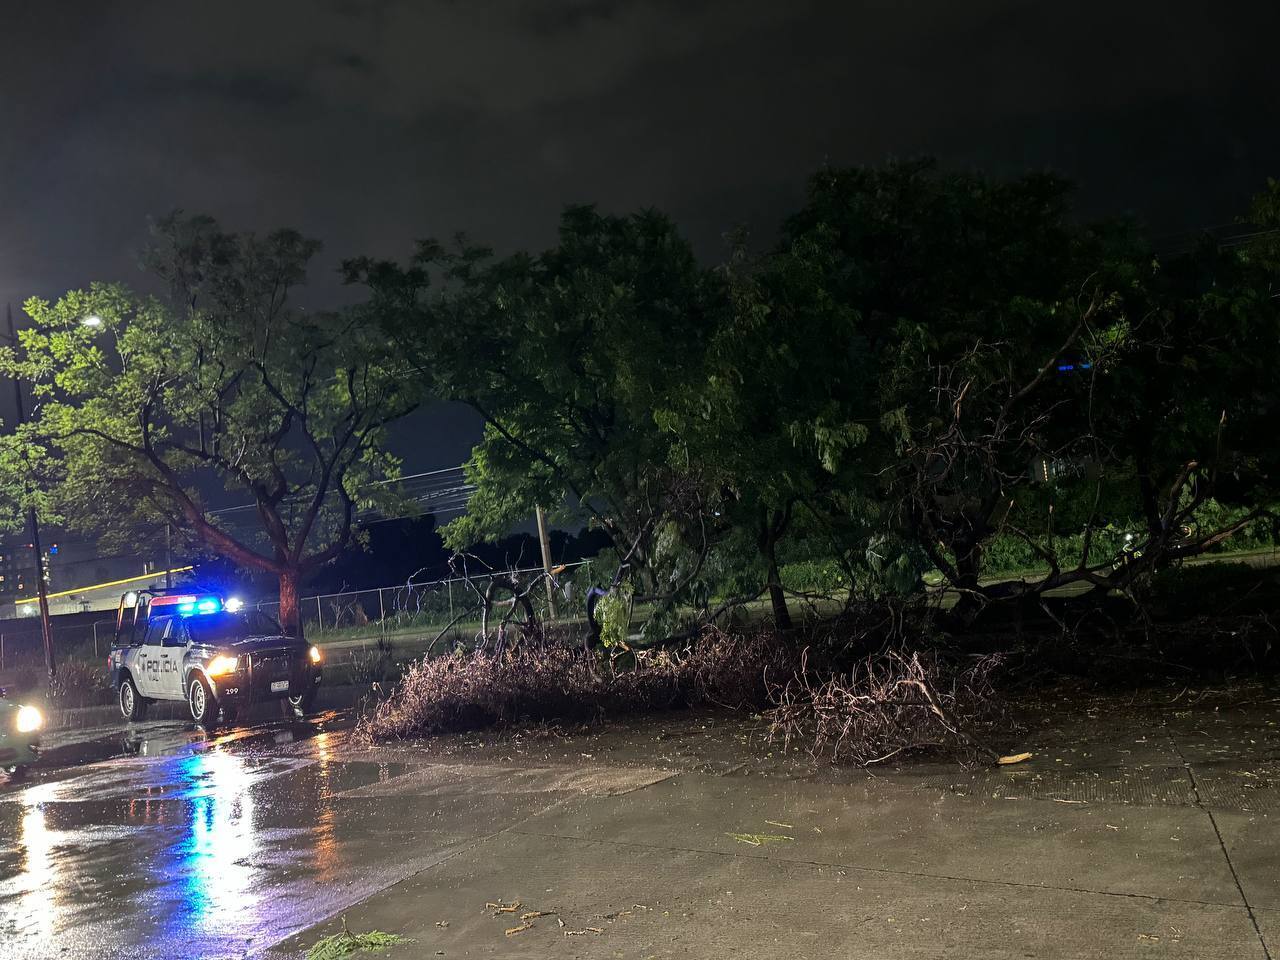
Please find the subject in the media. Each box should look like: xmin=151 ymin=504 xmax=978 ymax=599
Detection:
xmin=360 ymin=166 xmax=1277 ymax=629
xmin=595 ymin=585 xmax=633 ymax=648
xmin=351 ymin=208 xmax=735 ymax=629
xmin=978 ymin=497 xmax=1277 ymax=577
xmin=307 ymin=921 xmax=410 ymax=960
xmin=779 ymin=560 xmax=848 ymax=595
xmin=0 ymin=215 xmax=420 ymax=631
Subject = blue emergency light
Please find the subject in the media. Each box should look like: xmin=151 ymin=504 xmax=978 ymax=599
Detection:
xmin=175 ymin=596 xmax=222 ymax=616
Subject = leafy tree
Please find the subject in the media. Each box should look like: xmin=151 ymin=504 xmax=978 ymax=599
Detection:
xmin=0 ymin=214 xmax=419 ymax=635
xmin=349 ymin=207 xmax=727 ymax=631
xmin=764 ymin=161 xmax=1138 ymax=610
xmin=1080 ymin=182 xmax=1280 ymax=578
xmin=663 ymin=231 xmax=879 ymax=627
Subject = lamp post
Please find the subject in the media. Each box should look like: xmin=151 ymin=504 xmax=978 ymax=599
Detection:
xmin=5 ymin=303 xmax=55 ymax=681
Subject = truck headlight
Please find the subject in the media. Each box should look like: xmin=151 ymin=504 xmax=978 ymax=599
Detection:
xmin=16 ymin=705 xmax=43 ymax=733
xmin=206 ymin=655 xmax=238 ymax=677
xmin=308 ymin=645 xmax=322 ymax=664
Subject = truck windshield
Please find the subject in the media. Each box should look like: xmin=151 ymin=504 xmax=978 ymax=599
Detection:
xmin=186 ymin=610 xmax=285 ymax=645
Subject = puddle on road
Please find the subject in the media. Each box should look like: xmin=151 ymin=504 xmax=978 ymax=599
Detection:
xmin=0 ymin=712 xmax=423 ymax=958
xmin=0 ymin=709 xmax=351 ymax=792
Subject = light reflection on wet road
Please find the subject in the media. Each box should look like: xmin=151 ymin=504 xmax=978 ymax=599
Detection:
xmin=0 ymin=711 xmax=440 ymax=959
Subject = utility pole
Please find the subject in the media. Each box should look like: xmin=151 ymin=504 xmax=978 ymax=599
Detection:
xmin=6 ymin=304 xmax=55 ymax=681
xmin=535 ymin=506 xmax=558 ymax=620
xmin=165 ymin=523 xmax=173 ymax=590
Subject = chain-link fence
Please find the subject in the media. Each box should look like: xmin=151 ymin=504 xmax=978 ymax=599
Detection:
xmin=0 ymin=561 xmax=601 ymax=678
xmin=0 ymin=617 xmax=117 ymax=672
xmin=248 ymin=560 xmax=595 ymax=654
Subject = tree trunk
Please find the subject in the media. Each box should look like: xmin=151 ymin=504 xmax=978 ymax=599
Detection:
xmin=954 ymin=538 xmax=983 ymax=590
xmin=759 ymin=508 xmax=793 ymax=631
xmin=950 ymin=538 xmax=986 ymax=623
xmin=279 ymin=566 xmax=303 ymax=638
xmin=766 ymin=556 xmax=793 ymax=631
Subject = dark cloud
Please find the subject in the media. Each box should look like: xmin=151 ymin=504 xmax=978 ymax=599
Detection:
xmin=1 ymin=1 xmax=1277 ymax=465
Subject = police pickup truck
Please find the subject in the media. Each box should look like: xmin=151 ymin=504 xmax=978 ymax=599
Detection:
xmin=109 ymin=591 xmax=322 ymax=726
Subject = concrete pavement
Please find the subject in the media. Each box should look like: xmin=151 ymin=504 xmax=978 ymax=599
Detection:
xmin=1 ymin=685 xmax=1277 ymax=959
xmin=271 ymin=705 xmax=1279 ymax=960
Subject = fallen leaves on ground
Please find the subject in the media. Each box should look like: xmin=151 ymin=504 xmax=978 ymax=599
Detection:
xmin=997 ymin=752 xmax=1034 ymax=765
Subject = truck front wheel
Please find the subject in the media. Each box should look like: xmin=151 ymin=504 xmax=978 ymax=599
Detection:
xmin=287 ymin=684 xmax=318 ymax=717
xmin=188 ymin=676 xmax=218 ymax=726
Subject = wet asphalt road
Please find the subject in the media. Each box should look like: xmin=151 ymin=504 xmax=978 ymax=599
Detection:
xmin=4 ymin=687 xmax=1280 ymax=959
xmin=0 ymin=707 xmax=435 ymax=960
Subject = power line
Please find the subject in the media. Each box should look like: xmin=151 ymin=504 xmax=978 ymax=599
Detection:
xmin=204 ymin=465 xmax=470 ymax=520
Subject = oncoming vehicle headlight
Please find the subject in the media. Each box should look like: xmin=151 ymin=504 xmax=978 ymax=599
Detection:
xmin=308 ymin=645 xmax=322 ymax=664
xmin=206 ymin=655 xmax=238 ymax=677
xmin=16 ymin=705 xmax=43 ymax=734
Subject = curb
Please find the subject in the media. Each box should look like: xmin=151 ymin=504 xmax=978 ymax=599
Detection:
xmin=28 ymin=682 xmax=381 ymax=732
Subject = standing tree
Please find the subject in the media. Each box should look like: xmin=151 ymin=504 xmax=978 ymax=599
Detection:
xmin=0 ymin=214 xmax=419 ymax=635
xmin=1084 ymin=181 xmax=1280 ymax=580
xmin=349 ymin=206 xmax=728 ymax=637
xmin=770 ymin=162 xmax=1135 ymax=611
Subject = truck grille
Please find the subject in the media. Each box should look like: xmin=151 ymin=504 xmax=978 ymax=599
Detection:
xmin=246 ymin=649 xmax=302 ymax=696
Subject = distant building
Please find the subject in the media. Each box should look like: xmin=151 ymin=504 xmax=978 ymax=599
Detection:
xmin=0 ymin=536 xmax=186 ymax=618
xmin=0 ymin=546 xmax=29 ymax=605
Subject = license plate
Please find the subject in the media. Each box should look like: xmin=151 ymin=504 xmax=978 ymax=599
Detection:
xmin=270 ymin=680 xmax=289 ymax=693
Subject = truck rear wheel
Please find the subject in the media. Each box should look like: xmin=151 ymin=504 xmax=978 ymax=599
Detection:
xmin=119 ymin=676 xmax=148 ymax=721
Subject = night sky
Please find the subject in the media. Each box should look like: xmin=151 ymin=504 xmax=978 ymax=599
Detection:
xmin=3 ymin=1 xmax=1278 ymax=469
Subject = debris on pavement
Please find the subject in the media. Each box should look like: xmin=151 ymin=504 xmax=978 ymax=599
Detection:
xmin=505 ymin=922 xmax=535 ymax=937
xmin=726 ymin=832 xmax=794 ymax=845
xmin=307 ymin=918 xmax=412 ymax=960
xmin=997 ymin=752 xmax=1034 ymax=765
xmin=764 ymin=820 xmax=793 ymax=828
xmin=564 ymin=927 xmax=606 ymax=937
xmin=486 ymin=899 xmax=522 ymax=915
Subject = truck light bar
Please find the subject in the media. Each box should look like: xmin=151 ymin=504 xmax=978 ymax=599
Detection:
xmin=150 ymin=594 xmax=223 ymax=616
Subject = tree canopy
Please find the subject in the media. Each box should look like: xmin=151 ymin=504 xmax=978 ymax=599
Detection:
xmin=0 ymin=214 xmax=420 ymax=633
xmin=6 ymin=165 xmax=1278 ymax=645
xmin=354 ymin=163 xmax=1280 ymax=634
